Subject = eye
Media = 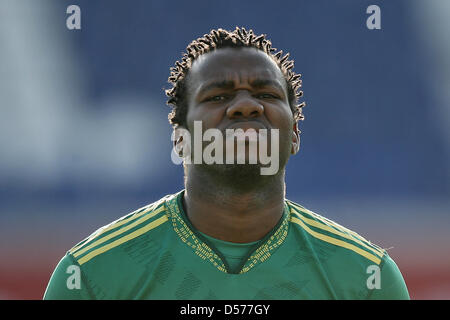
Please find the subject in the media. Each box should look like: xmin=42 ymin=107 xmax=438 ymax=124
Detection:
xmin=205 ymin=95 xmax=228 ymax=102
xmin=256 ymin=93 xmax=279 ymax=99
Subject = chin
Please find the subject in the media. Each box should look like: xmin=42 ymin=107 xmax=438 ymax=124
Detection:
xmin=207 ymin=163 xmax=262 ymax=175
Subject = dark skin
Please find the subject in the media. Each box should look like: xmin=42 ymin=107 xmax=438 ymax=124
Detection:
xmin=175 ymin=47 xmax=300 ymax=243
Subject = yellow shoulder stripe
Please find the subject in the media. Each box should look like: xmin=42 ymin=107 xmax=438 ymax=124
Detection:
xmin=290 ymin=202 xmax=364 ymax=239
xmin=290 ymin=208 xmax=384 ymax=258
xmin=69 ymin=200 xmax=165 ymax=254
xmin=289 ymin=202 xmax=384 ymax=255
xmin=290 ymin=216 xmax=381 ymax=265
xmin=72 ymin=206 xmax=166 ymax=258
xmin=77 ymin=215 xmax=169 ymax=265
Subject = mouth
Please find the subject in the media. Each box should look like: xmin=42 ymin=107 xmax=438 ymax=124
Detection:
xmin=225 ymin=120 xmax=267 ymax=132
xmin=224 ymin=121 xmax=268 ymax=141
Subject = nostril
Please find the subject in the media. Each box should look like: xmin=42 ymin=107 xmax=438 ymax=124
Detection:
xmin=226 ymin=96 xmax=264 ymax=119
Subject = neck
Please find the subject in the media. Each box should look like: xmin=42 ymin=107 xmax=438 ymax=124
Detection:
xmin=183 ymin=165 xmax=286 ymax=243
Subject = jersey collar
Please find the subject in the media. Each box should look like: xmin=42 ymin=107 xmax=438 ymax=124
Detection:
xmin=165 ymin=190 xmax=290 ymax=274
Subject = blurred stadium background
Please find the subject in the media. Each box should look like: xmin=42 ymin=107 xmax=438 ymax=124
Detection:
xmin=0 ymin=0 xmax=449 ymax=299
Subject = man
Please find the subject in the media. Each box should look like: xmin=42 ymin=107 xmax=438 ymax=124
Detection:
xmin=44 ymin=27 xmax=409 ymax=299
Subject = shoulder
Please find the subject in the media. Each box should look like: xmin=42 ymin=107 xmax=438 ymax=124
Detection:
xmin=68 ymin=195 xmax=171 ymax=267
xmin=367 ymin=252 xmax=410 ymax=299
xmin=45 ymin=193 xmax=179 ymax=299
xmin=285 ymin=199 xmax=409 ymax=298
xmin=285 ymin=199 xmax=386 ymax=266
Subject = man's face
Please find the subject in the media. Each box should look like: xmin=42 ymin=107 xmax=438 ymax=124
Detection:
xmin=182 ymin=47 xmax=299 ymax=175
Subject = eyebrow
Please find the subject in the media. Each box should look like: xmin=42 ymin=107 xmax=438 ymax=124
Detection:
xmin=197 ymin=78 xmax=285 ymax=97
xmin=251 ymin=79 xmax=284 ymax=91
xmin=198 ymin=80 xmax=235 ymax=95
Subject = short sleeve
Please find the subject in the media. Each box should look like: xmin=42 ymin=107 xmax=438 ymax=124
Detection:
xmin=366 ymin=253 xmax=410 ymax=300
xmin=43 ymin=253 xmax=95 ymax=300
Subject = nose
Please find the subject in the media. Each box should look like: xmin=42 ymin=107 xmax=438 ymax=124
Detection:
xmin=226 ymin=91 xmax=264 ymax=119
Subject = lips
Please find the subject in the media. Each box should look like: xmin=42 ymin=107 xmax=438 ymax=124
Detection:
xmin=223 ymin=120 xmax=268 ymax=141
xmin=225 ymin=120 xmax=267 ymax=132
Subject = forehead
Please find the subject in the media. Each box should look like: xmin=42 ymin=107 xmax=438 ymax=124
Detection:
xmin=188 ymin=47 xmax=286 ymax=88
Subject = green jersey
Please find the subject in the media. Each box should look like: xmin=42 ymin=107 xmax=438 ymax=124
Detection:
xmin=44 ymin=190 xmax=409 ymax=300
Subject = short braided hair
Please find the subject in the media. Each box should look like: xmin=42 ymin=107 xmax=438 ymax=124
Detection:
xmin=165 ymin=27 xmax=306 ymax=128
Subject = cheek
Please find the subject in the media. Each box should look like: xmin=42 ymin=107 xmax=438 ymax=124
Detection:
xmin=186 ymin=105 xmax=224 ymax=131
xmin=265 ymin=102 xmax=294 ymax=129
xmin=267 ymin=106 xmax=295 ymax=150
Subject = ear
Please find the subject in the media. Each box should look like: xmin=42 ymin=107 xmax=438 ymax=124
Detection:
xmin=291 ymin=122 xmax=300 ymax=155
xmin=173 ymin=127 xmax=185 ymax=157
xmin=173 ymin=131 xmax=186 ymax=157
xmin=174 ymin=136 xmax=183 ymax=156
xmin=173 ymin=126 xmax=192 ymax=158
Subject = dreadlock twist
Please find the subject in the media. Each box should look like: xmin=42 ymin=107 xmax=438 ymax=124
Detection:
xmin=165 ymin=27 xmax=306 ymax=128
